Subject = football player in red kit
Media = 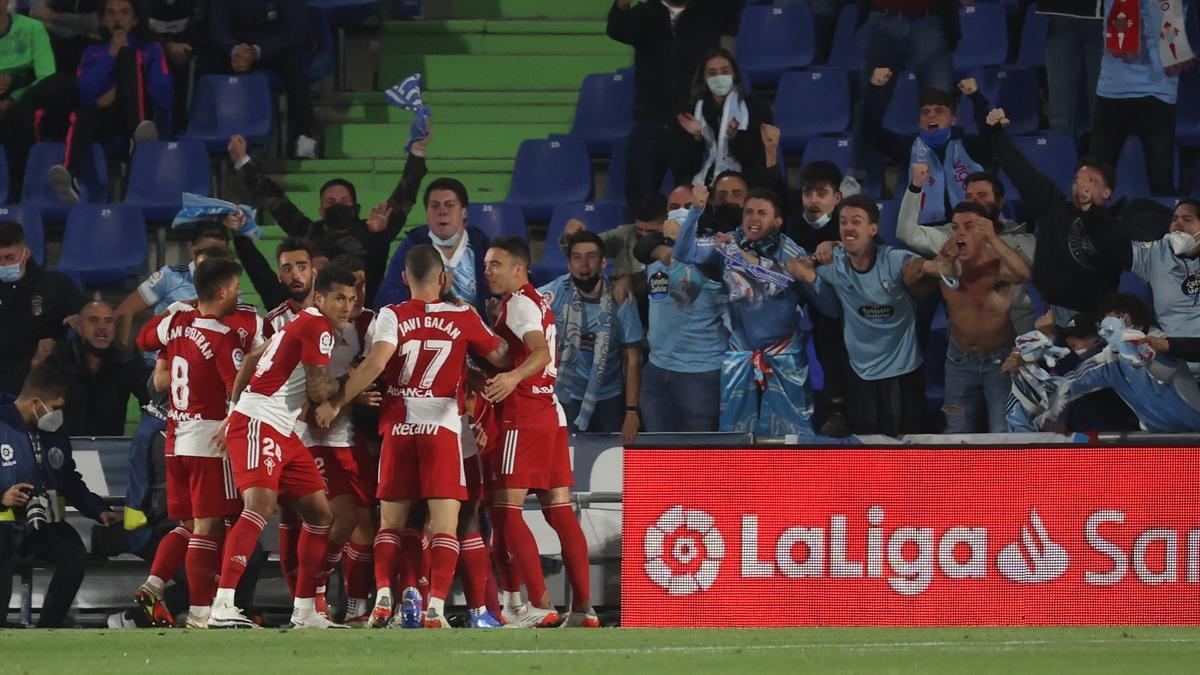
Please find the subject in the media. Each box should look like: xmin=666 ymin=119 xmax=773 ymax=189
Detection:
xmin=130 ymin=257 xmax=264 ymax=628
xmin=316 ymin=245 xmax=510 ymax=628
xmin=208 ymin=265 xmax=357 ymax=629
xmin=482 ymin=236 xmax=598 ymax=628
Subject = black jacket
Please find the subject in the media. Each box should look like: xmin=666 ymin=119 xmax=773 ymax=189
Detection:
xmin=147 ymin=0 xmax=209 ymax=45
xmin=208 ymin=0 xmax=305 ymax=61
xmin=606 ymin=0 xmax=743 ymax=126
xmin=676 ymin=93 xmax=774 ymax=186
xmin=0 ymin=261 xmax=84 ymax=395
xmin=856 ymin=0 xmax=961 ymax=50
xmin=52 ymin=338 xmax=150 ymax=437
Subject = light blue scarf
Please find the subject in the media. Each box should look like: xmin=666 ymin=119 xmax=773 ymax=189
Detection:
xmin=557 ymin=279 xmax=616 ymax=430
xmin=909 ymin=135 xmax=981 ymax=224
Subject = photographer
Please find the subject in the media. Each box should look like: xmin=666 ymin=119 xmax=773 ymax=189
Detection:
xmin=0 ymin=361 xmax=120 ymax=627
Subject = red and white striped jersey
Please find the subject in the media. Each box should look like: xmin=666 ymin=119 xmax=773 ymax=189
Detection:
xmin=264 ymin=299 xmax=304 ymax=338
xmin=296 ymin=309 xmax=376 ymax=448
xmin=494 ymin=283 xmax=559 ymax=427
xmin=235 ymin=307 xmax=334 ymax=435
xmin=372 ymin=300 xmax=501 ymax=434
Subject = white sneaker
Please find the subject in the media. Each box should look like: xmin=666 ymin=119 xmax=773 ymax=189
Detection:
xmin=133 ymin=120 xmax=159 ymax=146
xmin=559 ymin=609 xmax=601 ymax=628
xmin=291 ymin=608 xmax=350 ymax=629
xmin=47 ymin=164 xmax=81 ymax=204
xmin=106 ymin=611 xmax=137 ymax=629
xmin=207 ymin=600 xmax=259 ymax=629
xmin=294 ymin=135 xmax=318 ymax=159
xmin=186 ymin=607 xmax=211 ymax=628
xmin=501 ymin=604 xmax=560 ymax=629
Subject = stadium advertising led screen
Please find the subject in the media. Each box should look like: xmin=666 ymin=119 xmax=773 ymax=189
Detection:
xmin=622 ymin=447 xmax=1200 ymax=627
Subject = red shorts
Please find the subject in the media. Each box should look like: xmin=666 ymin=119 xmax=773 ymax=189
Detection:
xmin=377 ymin=426 xmax=466 ymax=501
xmin=487 ymin=424 xmax=573 ymax=491
xmin=311 ymin=442 xmax=376 ymax=508
xmin=166 ymin=454 xmax=241 ymax=520
xmin=463 ymin=454 xmax=483 ymax=503
xmin=225 ymin=412 xmax=326 ymax=501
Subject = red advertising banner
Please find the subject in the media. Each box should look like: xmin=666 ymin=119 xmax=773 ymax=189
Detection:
xmin=621 ymin=447 xmax=1200 ymax=627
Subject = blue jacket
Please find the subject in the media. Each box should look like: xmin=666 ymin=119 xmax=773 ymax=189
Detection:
xmin=374 ymin=225 xmax=492 ymax=313
xmin=76 ymin=36 xmax=173 ymax=123
xmin=0 ymin=394 xmax=108 ymax=528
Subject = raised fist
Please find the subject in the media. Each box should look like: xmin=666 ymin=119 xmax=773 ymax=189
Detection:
xmin=870 ymin=67 xmax=893 ymax=86
xmin=911 ymin=162 xmax=930 ymax=188
xmin=986 ymin=108 xmax=1010 ymax=127
xmin=957 ymin=78 xmax=978 ymax=96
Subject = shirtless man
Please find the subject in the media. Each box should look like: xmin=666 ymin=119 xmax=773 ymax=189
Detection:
xmin=913 ymin=201 xmax=1031 ymax=433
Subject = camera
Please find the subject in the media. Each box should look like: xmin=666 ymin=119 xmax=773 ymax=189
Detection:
xmin=23 ymin=489 xmax=52 ymax=531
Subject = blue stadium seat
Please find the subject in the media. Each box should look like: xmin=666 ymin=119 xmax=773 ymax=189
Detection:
xmin=999 ymin=134 xmax=1077 ymax=210
xmin=183 ymin=74 xmax=273 ymax=152
xmin=124 ymin=140 xmax=211 ymax=220
xmin=1016 ymin=4 xmax=1048 ymax=68
xmin=58 ymin=205 xmax=148 ymax=284
xmin=736 ymin=3 xmax=816 ymax=85
xmin=467 ymin=202 xmax=526 ymax=240
xmin=506 ymin=137 xmax=593 ymax=220
xmin=0 ymin=205 xmax=44 ymax=265
xmin=800 ymin=136 xmax=885 ymax=198
xmin=600 ymin=137 xmax=630 ymax=212
xmin=970 ymin=67 xmax=1042 ymax=136
xmin=530 ymin=202 xmax=625 ymax=286
xmin=882 ymin=71 xmax=920 ymax=136
xmin=875 ymin=200 xmax=901 ymax=246
xmin=570 ymin=71 xmax=634 ymax=155
xmin=825 ymin=4 xmax=865 ymax=75
xmin=0 ymin=145 xmax=7 ymax=205
xmin=21 ymin=142 xmax=108 ymax=222
xmin=774 ymin=70 xmax=851 ymax=152
xmin=1176 ymin=71 xmax=1200 ymax=146
xmin=1113 ymin=136 xmax=1179 ymax=199
xmin=953 ymin=4 xmax=1009 ymax=71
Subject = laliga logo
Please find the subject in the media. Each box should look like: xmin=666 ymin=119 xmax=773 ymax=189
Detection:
xmin=644 ymin=506 xmax=724 ymax=596
xmin=997 ymin=509 xmax=1070 ymax=583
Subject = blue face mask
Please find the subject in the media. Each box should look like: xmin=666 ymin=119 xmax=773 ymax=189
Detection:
xmin=918 ymin=125 xmax=952 ymax=149
xmin=0 ymin=263 xmax=22 ymax=283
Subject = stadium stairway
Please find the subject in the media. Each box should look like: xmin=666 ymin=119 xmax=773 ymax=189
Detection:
xmin=241 ymin=0 xmax=630 ymax=269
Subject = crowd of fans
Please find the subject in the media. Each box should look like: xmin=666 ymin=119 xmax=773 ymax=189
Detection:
xmin=1 ymin=0 xmax=1200 ymax=625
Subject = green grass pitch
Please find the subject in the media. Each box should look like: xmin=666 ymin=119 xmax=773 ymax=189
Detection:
xmin=2 ymin=626 xmax=1199 ymax=673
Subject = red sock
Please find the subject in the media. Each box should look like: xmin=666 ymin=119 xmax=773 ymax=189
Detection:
xmin=343 ymin=542 xmax=373 ymax=601
xmin=543 ymin=503 xmax=591 ymax=610
xmin=185 ymin=535 xmax=220 ymax=607
xmin=487 ymin=507 xmax=522 ymax=594
xmin=397 ymin=528 xmax=423 ymax=590
xmin=218 ymin=511 xmax=267 ymax=591
xmin=428 ymin=534 xmax=460 ymax=602
xmin=277 ymin=519 xmax=300 ymax=597
xmin=320 ymin=544 xmax=343 ymax=587
xmin=373 ymin=529 xmax=403 ymax=593
xmin=150 ymin=525 xmax=191 ymax=581
xmin=296 ymin=522 xmax=331 ymax=600
xmin=457 ymin=534 xmax=490 ymax=610
xmin=490 ymin=503 xmax=547 ymax=606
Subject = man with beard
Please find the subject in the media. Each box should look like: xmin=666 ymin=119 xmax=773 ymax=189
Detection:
xmin=897 ymin=169 xmax=1037 ymax=334
xmin=908 ymin=202 xmax=1031 ymax=433
xmin=260 ymin=238 xmax=316 ymax=336
xmin=671 ymin=186 xmax=814 ymax=437
xmin=538 ymin=231 xmax=644 ymax=441
xmin=53 ymin=300 xmax=151 ymax=436
xmin=376 ymin=178 xmax=490 ymax=314
xmin=227 ymin=130 xmax=429 ymax=306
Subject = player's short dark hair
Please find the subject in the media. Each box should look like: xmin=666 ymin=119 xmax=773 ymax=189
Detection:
xmin=190 ymin=226 xmax=227 ymax=245
xmin=276 ymin=237 xmax=315 ymax=263
xmin=745 ymin=189 xmax=784 ymax=218
xmin=633 ymin=192 xmax=668 ymax=223
xmin=319 ymin=178 xmax=358 ymax=205
xmin=194 ymin=258 xmax=243 ymax=302
xmin=950 ymin=201 xmax=992 ymax=220
xmin=193 ymin=244 xmax=232 ymax=262
xmin=488 ymin=235 xmax=531 ymax=267
xmin=314 ymin=263 xmax=358 ymax=295
xmin=405 ymin=244 xmax=444 ymax=284
xmin=1077 ymin=156 xmax=1117 ymax=192
xmin=565 ymin=231 xmax=605 ymax=258
xmin=964 ymin=171 xmax=1005 ymax=199
xmin=20 ymin=360 xmax=71 ymax=402
xmin=1098 ymin=293 xmax=1157 ymax=332
xmin=839 ymin=194 xmax=879 ymax=224
xmin=0 ymin=221 xmax=26 ymax=248
xmin=329 ymin=253 xmax=364 ymax=275
xmin=918 ymin=87 xmax=958 ymax=112
xmin=423 ymin=177 xmax=469 ymax=208
xmin=799 ymin=161 xmax=843 ymax=192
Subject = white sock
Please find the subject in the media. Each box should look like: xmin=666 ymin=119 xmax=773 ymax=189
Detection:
xmin=294 ymin=597 xmax=316 ymax=613
xmin=376 ymin=587 xmax=392 ymax=604
xmin=145 ymin=575 xmax=166 ymax=594
xmin=213 ymin=588 xmax=236 ymax=605
xmin=188 ymin=605 xmax=210 ymax=616
xmin=502 ymin=591 xmax=523 ymax=610
xmin=427 ymin=597 xmax=445 ymax=616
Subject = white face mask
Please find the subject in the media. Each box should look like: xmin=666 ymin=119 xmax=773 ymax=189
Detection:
xmin=36 ymin=400 xmax=63 ymax=433
xmin=805 ymin=212 xmax=831 ymax=228
xmin=706 ymin=75 xmax=734 ymax=98
xmin=429 ymin=228 xmax=462 ymax=248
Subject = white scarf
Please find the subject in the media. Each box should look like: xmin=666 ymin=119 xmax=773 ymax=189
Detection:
xmin=691 ymin=90 xmax=749 ymax=186
xmin=1156 ymin=0 xmax=1195 ymax=69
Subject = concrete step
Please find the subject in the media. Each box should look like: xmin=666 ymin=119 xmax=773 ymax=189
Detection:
xmin=325 ymin=121 xmax=569 ymax=159
xmin=378 ymin=53 xmax=631 ymax=92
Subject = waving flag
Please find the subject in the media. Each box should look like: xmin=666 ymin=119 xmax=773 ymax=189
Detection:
xmin=172 ymin=193 xmax=259 ymax=239
xmin=386 ymin=73 xmax=433 ymax=152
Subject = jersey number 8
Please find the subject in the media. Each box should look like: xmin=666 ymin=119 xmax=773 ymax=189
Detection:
xmin=170 ymin=356 xmax=190 ymax=410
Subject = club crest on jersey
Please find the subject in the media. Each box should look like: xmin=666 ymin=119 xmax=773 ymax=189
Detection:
xmin=47 ymin=446 xmax=64 ymax=469
xmin=237 ymin=327 xmax=248 ymax=343
xmin=319 ymin=331 xmax=334 ymax=355
xmin=31 ymin=295 xmax=42 ymax=317
xmin=0 ymin=444 xmax=14 ymax=466
xmin=264 ymin=457 xmax=276 ymax=475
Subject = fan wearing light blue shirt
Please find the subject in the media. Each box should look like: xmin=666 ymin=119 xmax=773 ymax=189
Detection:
xmin=671 ymin=185 xmax=814 ymax=437
xmin=537 ymin=231 xmax=645 ymax=443
xmin=787 ymin=194 xmax=928 ymax=436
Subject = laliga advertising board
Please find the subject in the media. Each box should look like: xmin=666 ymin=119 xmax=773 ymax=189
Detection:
xmin=621 ymin=447 xmax=1200 ymax=627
